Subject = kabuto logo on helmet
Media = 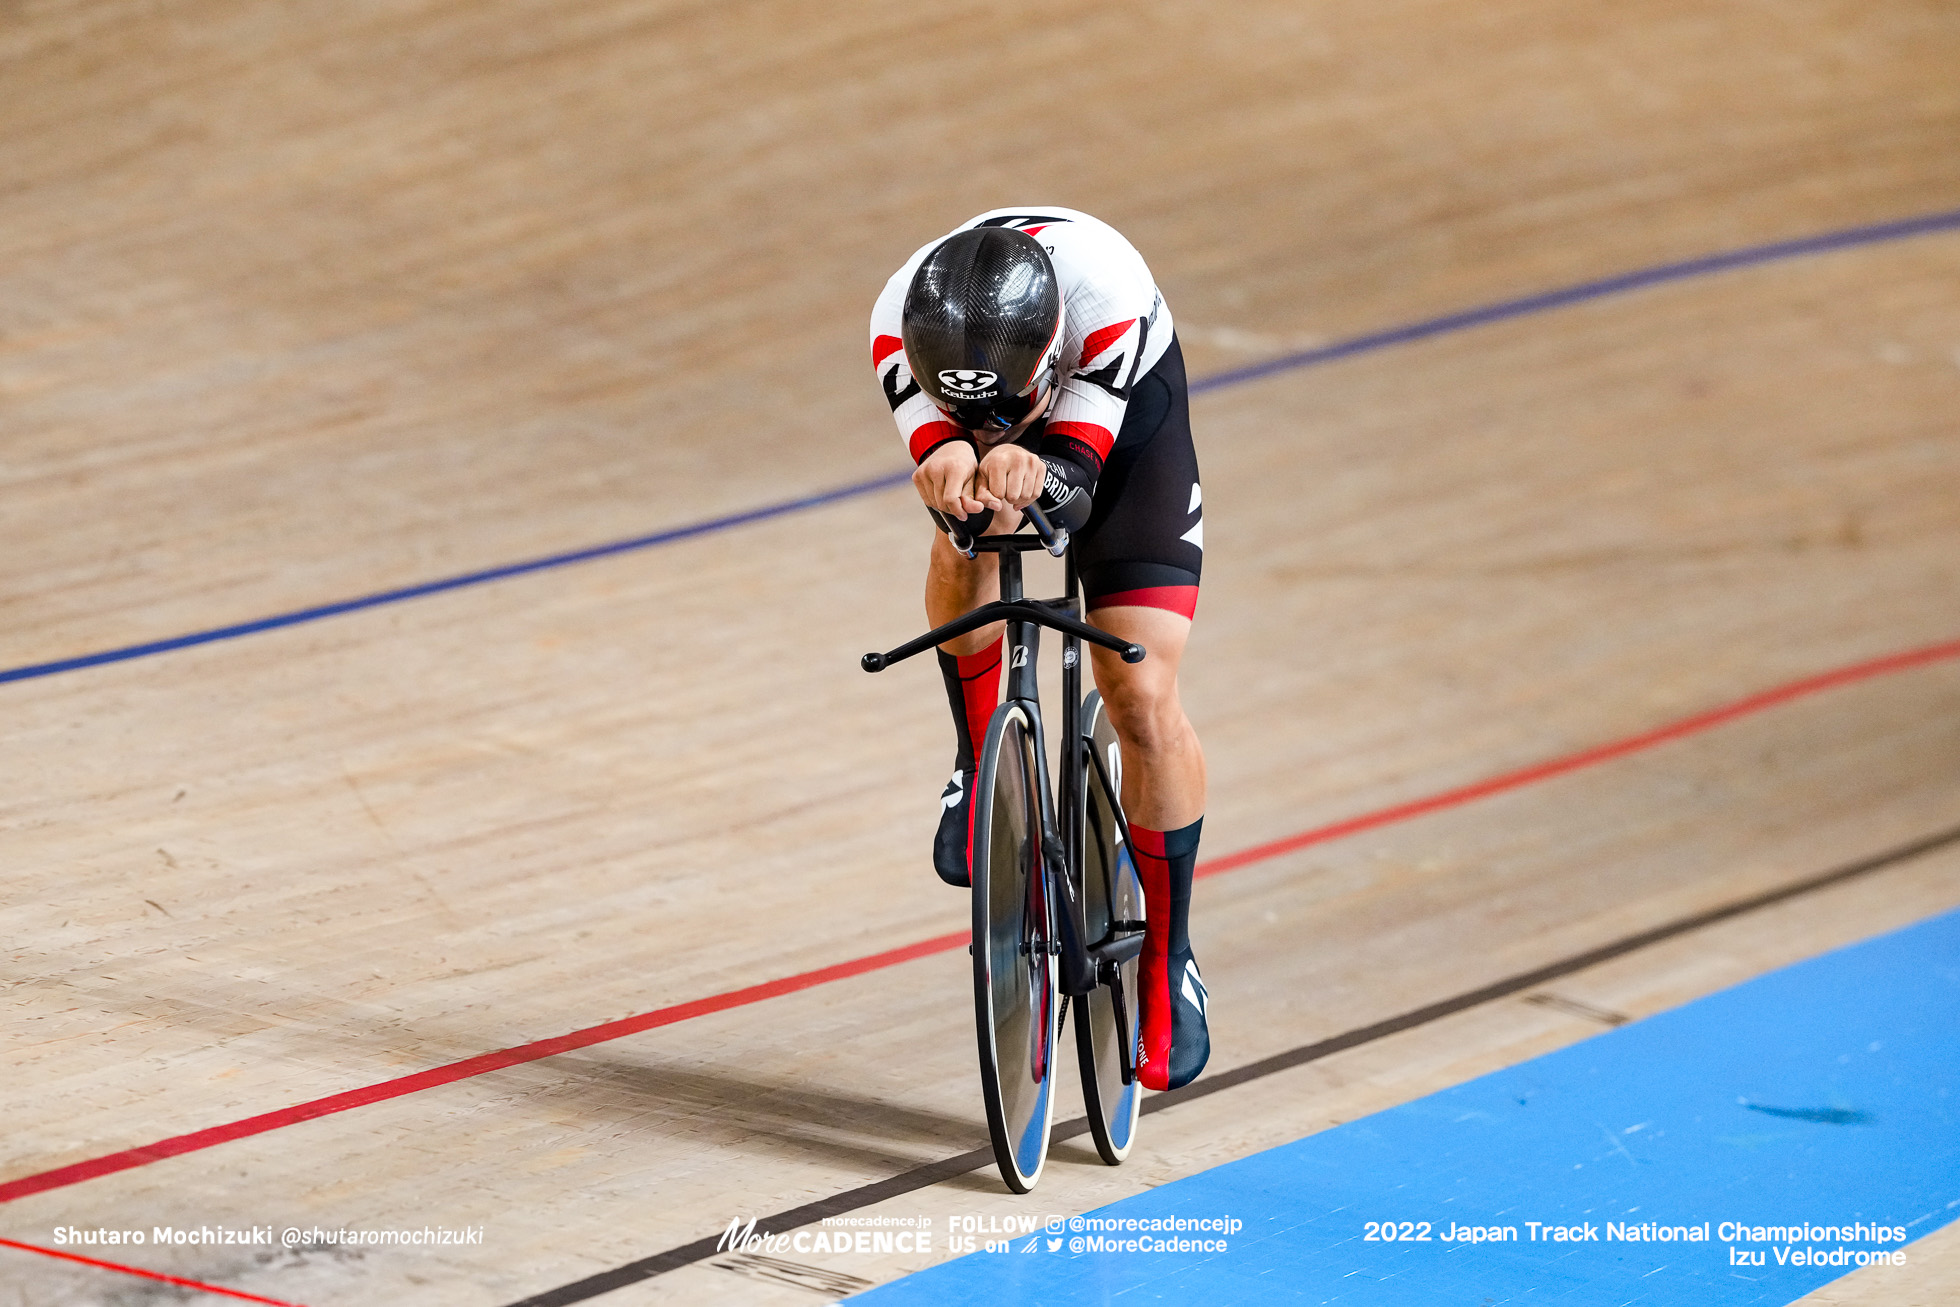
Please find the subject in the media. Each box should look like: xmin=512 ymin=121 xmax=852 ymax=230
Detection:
xmin=937 ymin=369 xmax=999 ymax=399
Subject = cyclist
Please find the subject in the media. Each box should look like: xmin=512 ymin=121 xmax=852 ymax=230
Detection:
xmin=869 ymin=208 xmax=1210 ymax=1091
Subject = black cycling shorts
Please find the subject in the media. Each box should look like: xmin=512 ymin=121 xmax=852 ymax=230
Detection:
xmin=1072 ymin=335 xmax=1202 ymax=616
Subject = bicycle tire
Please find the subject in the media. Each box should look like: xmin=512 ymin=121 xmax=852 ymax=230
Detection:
xmin=971 ymin=700 xmax=1059 ymax=1193
xmin=1074 ymin=690 xmax=1144 ymax=1164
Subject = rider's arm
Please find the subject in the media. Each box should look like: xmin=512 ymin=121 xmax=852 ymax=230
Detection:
xmin=1033 ymin=445 xmax=1095 ymax=534
xmin=965 ymin=437 xmax=1092 ymax=533
xmin=912 ymin=436 xmax=990 ymax=521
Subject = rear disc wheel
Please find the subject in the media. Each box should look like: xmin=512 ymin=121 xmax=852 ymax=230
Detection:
xmin=1075 ymin=691 xmax=1144 ymax=1164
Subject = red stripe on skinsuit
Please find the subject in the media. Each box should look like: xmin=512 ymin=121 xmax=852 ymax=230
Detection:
xmin=1044 ymin=421 xmax=1115 ymax=461
xmin=1088 ymin=586 xmax=1198 ymax=619
xmin=1079 ymin=320 xmax=1134 ymax=368
xmin=908 ymin=421 xmax=964 ymax=463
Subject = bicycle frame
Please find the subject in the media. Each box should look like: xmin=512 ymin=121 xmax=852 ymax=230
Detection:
xmin=862 ymin=508 xmax=1148 ymax=1006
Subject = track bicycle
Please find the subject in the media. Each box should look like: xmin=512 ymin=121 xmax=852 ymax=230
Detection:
xmin=862 ymin=505 xmax=1149 ymax=1192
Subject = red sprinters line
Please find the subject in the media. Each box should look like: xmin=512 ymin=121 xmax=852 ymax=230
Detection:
xmin=2 ymin=636 xmax=1958 ymax=1211
xmin=0 ymin=930 xmax=965 ymax=1206
xmin=0 ymin=1235 xmax=309 ymax=1306
xmin=1197 ymin=636 xmax=1960 ymax=877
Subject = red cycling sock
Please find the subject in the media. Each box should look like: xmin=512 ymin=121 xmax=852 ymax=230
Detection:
xmin=1132 ymin=817 xmax=1204 ymax=1091
xmin=937 ymin=639 xmax=1004 ymax=773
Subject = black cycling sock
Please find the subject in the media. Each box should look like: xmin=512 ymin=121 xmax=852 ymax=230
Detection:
xmin=936 ymin=642 xmax=1002 ymax=773
xmin=1159 ymin=817 xmax=1201 ymax=951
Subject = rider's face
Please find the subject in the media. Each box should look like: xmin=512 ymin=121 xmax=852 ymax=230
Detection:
xmin=961 ymin=383 xmax=1056 ymax=446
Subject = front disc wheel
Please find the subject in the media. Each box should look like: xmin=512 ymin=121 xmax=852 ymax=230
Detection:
xmin=971 ymin=701 xmax=1058 ymax=1193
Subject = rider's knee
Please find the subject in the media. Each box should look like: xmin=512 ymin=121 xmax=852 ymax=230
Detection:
xmin=1099 ymin=672 xmax=1185 ymax=753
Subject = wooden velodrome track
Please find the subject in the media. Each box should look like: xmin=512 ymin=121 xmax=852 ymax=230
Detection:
xmin=5 ymin=1 xmax=1959 ymax=1303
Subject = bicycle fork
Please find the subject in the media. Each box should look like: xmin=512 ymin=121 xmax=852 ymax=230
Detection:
xmin=999 ymin=551 xmax=1098 ymax=999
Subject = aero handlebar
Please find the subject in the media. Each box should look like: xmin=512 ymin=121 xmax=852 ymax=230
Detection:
xmin=928 ymin=502 xmax=1069 ymax=559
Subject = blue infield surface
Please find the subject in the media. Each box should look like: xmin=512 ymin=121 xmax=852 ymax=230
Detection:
xmin=855 ymin=905 xmax=1960 ymax=1305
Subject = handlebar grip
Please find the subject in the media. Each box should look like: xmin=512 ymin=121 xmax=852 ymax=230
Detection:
xmin=1024 ymin=503 xmax=1069 ymax=556
xmin=1120 ymin=644 xmax=1146 ymax=664
xmin=861 ymin=652 xmax=888 ymax=673
xmin=926 ymin=507 xmax=977 ymax=558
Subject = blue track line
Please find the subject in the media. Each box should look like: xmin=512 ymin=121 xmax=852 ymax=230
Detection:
xmin=1189 ymin=205 xmax=1960 ymax=393
xmin=8 ymin=204 xmax=1960 ymax=689
xmin=0 ymin=471 xmax=910 ymax=686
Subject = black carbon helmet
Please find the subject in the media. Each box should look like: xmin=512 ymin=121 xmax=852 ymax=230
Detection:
xmin=901 ymin=227 xmax=1065 ymax=432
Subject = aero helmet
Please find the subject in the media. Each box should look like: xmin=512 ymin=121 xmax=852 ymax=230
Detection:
xmin=901 ymin=227 xmax=1065 ymax=432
